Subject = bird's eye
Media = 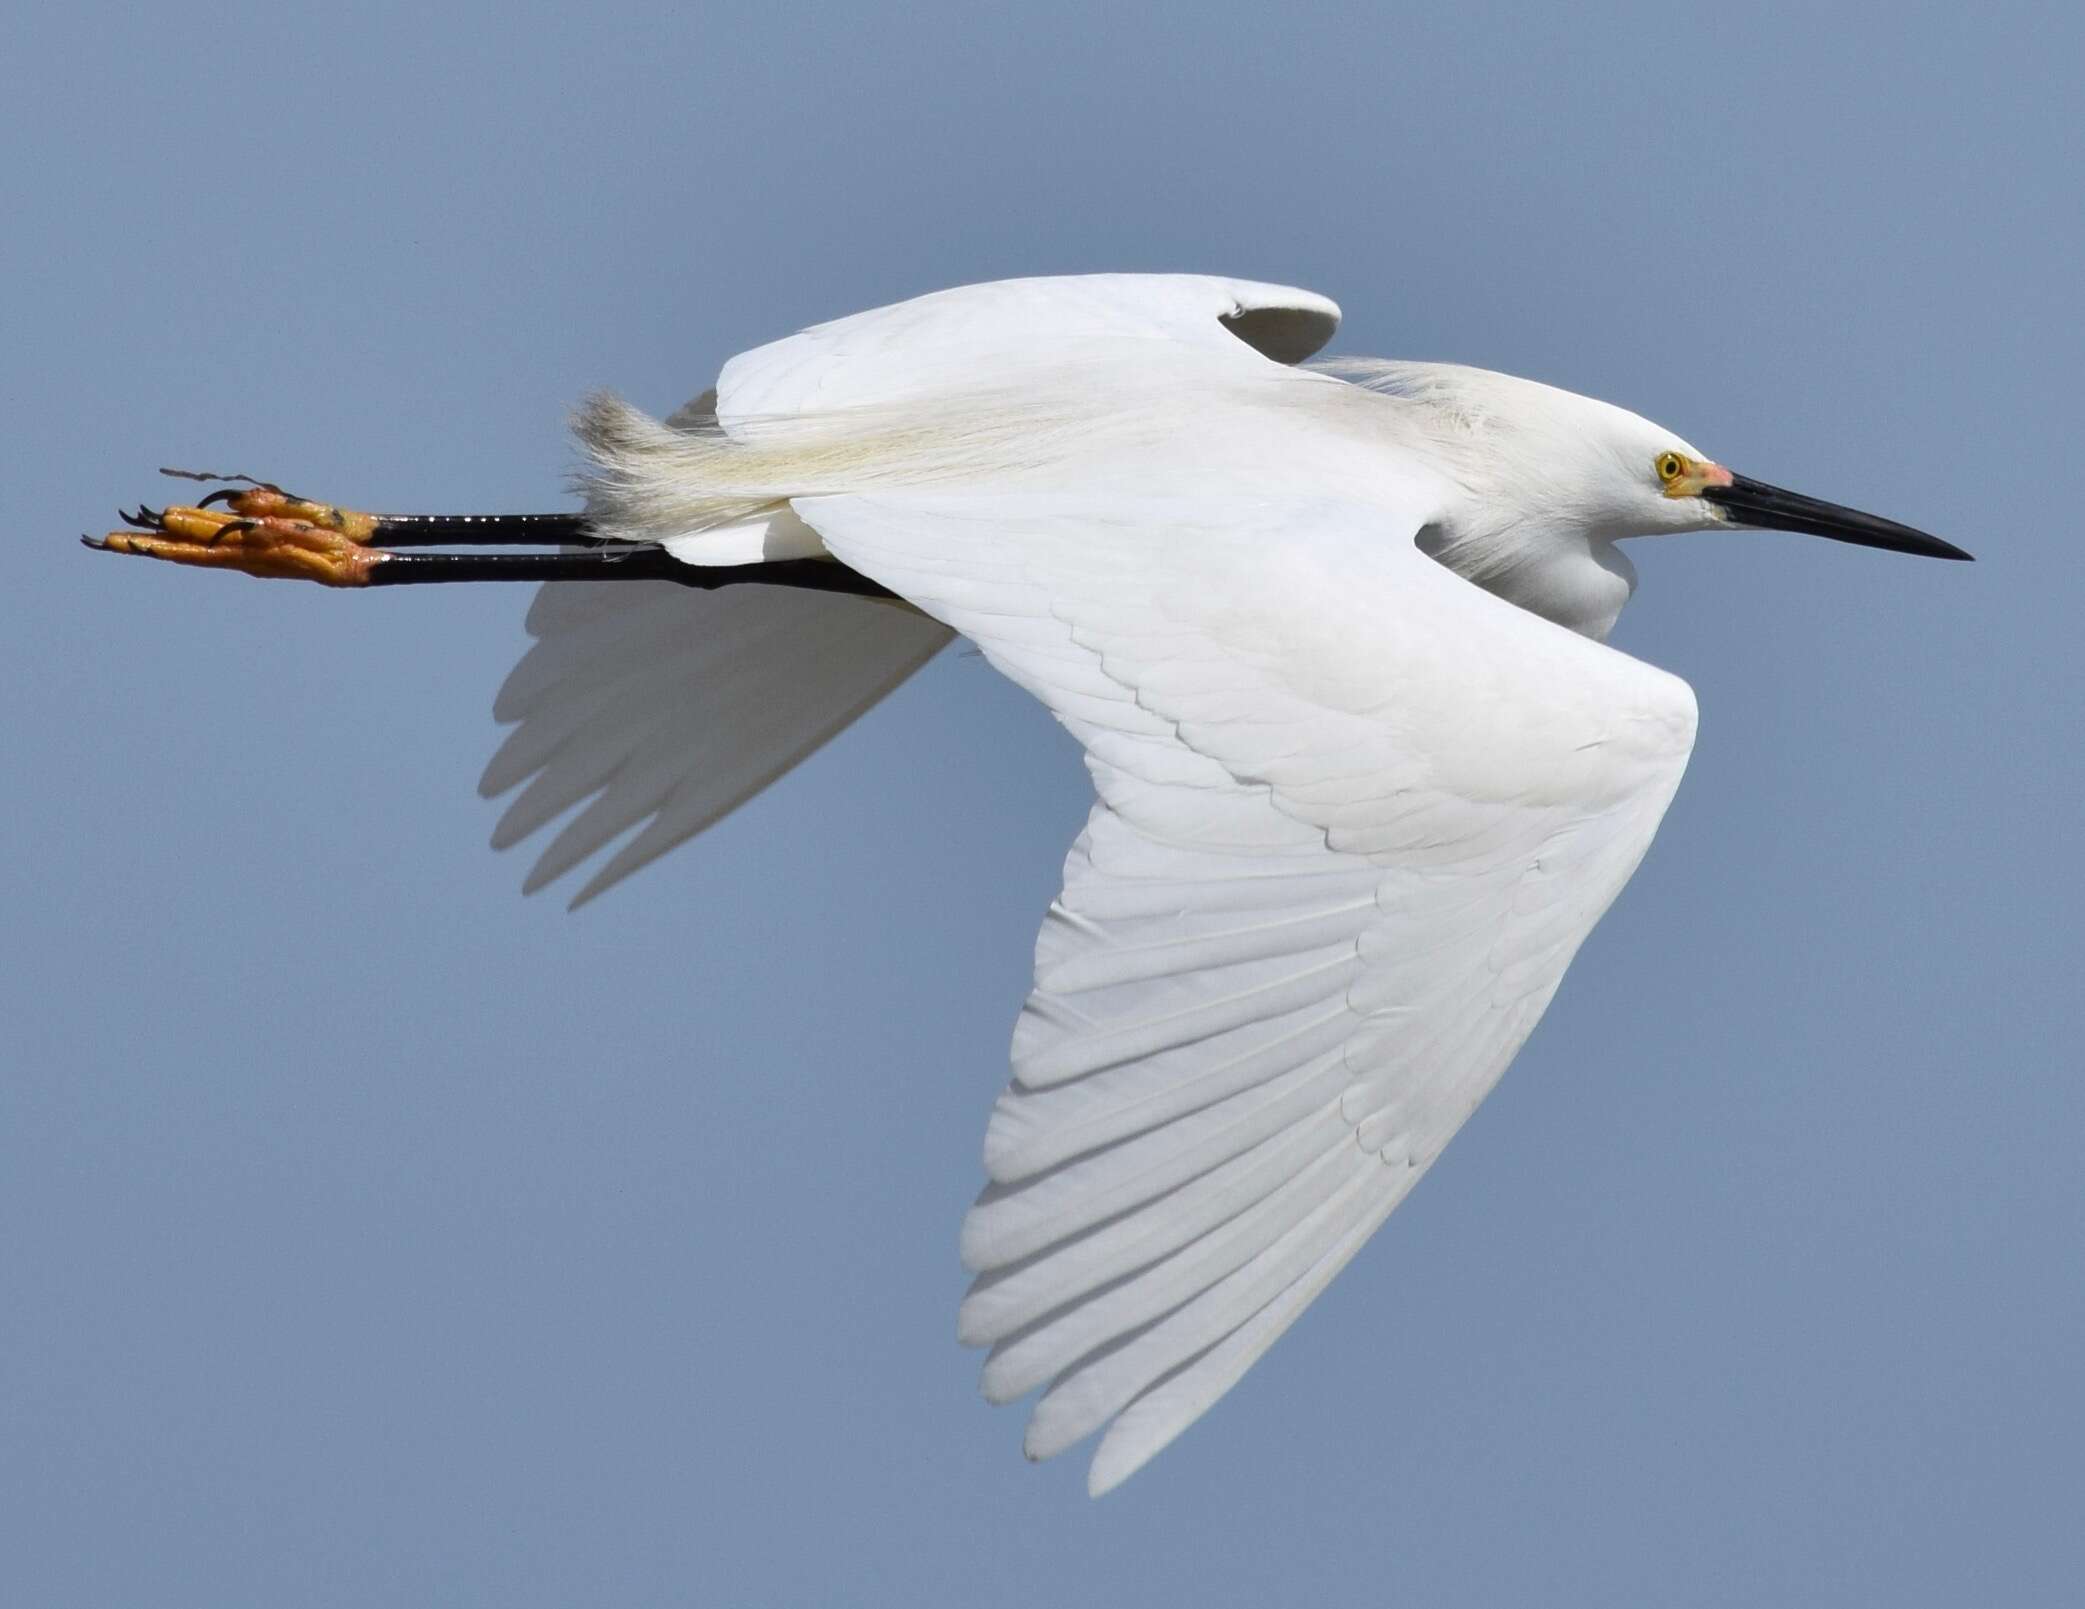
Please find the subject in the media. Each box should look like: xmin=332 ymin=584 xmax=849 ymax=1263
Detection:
xmin=1655 ymin=452 xmax=1687 ymax=485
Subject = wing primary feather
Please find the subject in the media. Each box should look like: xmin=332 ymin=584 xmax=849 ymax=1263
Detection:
xmin=1085 ymin=1174 xmax=1411 ymax=1496
xmin=959 ymin=1105 xmax=1357 ymax=1347
xmin=963 ymin=1049 xmax=1353 ymax=1272
xmin=978 ymin=1114 xmax=1363 ymax=1401
xmin=1021 ymin=1160 xmax=1385 ymax=1462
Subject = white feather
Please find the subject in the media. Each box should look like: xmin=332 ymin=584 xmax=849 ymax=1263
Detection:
xmin=780 ymin=485 xmax=1692 ymax=1489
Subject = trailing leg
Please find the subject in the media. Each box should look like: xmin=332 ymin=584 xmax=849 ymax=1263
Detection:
xmin=85 ymin=472 xmax=894 ymax=598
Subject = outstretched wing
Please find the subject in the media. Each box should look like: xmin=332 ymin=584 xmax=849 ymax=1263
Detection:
xmin=798 ymin=491 xmax=1697 ymax=1494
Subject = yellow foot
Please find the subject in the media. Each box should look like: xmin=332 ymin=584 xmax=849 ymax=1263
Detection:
xmin=85 ymin=473 xmax=386 ymax=586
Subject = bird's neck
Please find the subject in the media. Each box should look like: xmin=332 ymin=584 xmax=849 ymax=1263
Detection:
xmin=1420 ymin=518 xmax=1638 ymax=641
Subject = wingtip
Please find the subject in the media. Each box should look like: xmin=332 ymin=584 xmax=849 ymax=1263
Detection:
xmin=1085 ymin=1447 xmax=1139 ymax=1499
xmin=1085 ymin=1418 xmax=1170 ymax=1498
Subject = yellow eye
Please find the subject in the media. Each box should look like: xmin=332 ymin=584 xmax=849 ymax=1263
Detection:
xmin=1656 ymin=452 xmax=1687 ymax=485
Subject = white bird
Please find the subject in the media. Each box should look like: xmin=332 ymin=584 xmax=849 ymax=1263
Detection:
xmin=92 ymin=274 xmax=1969 ymax=1494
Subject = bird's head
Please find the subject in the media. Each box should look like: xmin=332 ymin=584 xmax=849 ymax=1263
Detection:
xmin=1349 ymin=361 xmax=1964 ymax=563
xmin=1383 ymin=364 xmax=1970 ymax=561
xmin=1616 ymin=430 xmax=1972 ymax=561
xmin=1576 ymin=391 xmax=1968 ymax=562
xmin=1350 ymin=362 xmax=1972 ymax=639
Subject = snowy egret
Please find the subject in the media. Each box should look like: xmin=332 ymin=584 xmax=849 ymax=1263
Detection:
xmin=90 ymin=274 xmax=1969 ymax=1493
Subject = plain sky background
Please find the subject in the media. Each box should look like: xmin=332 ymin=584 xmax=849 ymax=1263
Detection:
xmin=5 ymin=2 xmax=2080 ymax=1603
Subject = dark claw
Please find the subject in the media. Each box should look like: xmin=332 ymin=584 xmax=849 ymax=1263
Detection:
xmin=118 ymin=504 xmax=163 ymax=529
xmin=205 ymin=519 xmax=254 ymax=548
xmin=160 ymin=469 xmax=296 ymax=506
xmin=159 ymin=467 xmax=276 ymax=489
xmin=81 ymin=534 xmax=108 ymax=551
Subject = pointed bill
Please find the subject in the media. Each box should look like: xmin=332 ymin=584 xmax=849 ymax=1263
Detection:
xmin=1703 ymin=473 xmax=1973 ymax=560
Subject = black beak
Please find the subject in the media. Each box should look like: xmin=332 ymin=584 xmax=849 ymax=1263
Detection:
xmin=1701 ymin=474 xmax=1973 ymax=561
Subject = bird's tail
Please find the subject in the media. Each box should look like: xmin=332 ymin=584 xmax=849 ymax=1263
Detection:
xmin=570 ymin=378 xmax=1129 ymax=551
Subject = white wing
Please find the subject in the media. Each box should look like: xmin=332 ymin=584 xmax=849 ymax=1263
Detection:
xmin=484 ymin=276 xmax=1342 ymax=902
xmin=798 ymin=491 xmax=1697 ymax=1494
xmin=716 ymin=273 xmax=1341 ymax=427
xmin=480 ymin=577 xmax=948 ymax=906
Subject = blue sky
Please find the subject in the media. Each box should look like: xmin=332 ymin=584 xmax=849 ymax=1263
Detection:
xmin=5 ymin=2 xmax=2080 ymax=1603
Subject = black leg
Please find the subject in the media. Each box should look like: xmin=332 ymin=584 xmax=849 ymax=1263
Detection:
xmin=154 ymin=473 xmax=603 ymax=548
xmin=364 ymin=545 xmax=899 ymax=599
xmin=365 ymin=512 xmax=600 ymax=547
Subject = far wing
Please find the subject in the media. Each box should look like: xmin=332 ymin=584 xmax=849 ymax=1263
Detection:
xmin=480 ymin=577 xmax=949 ymax=906
xmin=798 ymin=491 xmax=1697 ymax=1493
xmin=716 ymin=274 xmax=1341 ymax=427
